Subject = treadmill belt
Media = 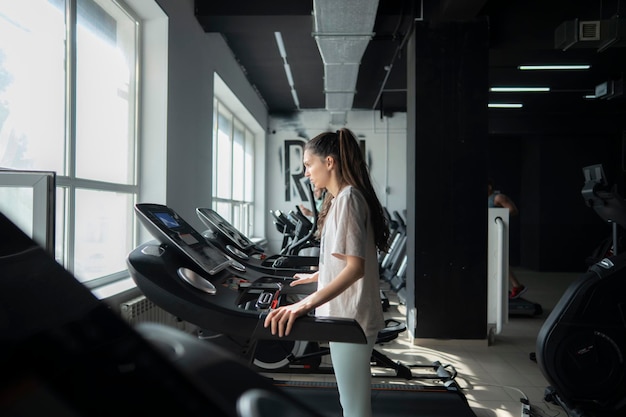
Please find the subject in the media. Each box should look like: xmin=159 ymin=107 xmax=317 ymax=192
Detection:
xmin=275 ymin=381 xmax=478 ymax=417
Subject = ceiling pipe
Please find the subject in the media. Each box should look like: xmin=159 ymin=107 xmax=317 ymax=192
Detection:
xmin=312 ymin=0 xmax=379 ymax=125
xmin=372 ymin=0 xmax=421 ymax=113
xmin=372 ymin=20 xmax=415 ymax=112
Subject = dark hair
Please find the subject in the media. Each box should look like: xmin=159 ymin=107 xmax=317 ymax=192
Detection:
xmin=305 ymin=128 xmax=390 ymax=252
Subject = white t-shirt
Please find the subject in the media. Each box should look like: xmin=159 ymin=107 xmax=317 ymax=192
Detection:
xmin=315 ymin=185 xmax=385 ymax=338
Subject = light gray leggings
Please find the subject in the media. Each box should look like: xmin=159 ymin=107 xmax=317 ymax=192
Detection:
xmin=329 ymin=335 xmax=377 ymax=417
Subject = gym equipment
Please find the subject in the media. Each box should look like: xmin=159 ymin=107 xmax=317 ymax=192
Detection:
xmin=0 ymin=209 xmax=477 ymax=417
xmin=130 ymin=203 xmax=363 ymax=348
xmin=198 ymin=205 xmax=391 ymax=311
xmin=130 ymin=203 xmax=458 ymax=382
xmin=582 ymin=163 xmax=626 ymax=257
xmin=128 ymin=203 xmax=477 ymax=415
xmin=0 ymin=210 xmax=316 ymax=417
xmin=377 ymin=209 xmax=409 ymax=303
xmin=537 ymin=256 xmax=626 ymax=417
xmin=146 ymin=323 xmax=478 ymax=417
xmin=251 ymin=318 xmax=458 ymax=382
xmin=197 ymin=207 xmax=318 ymax=276
xmin=536 ymin=164 xmax=626 ymax=417
xmin=270 ymin=208 xmax=318 ymax=255
xmin=270 ymin=180 xmax=320 ymax=256
xmin=380 ymin=210 xmax=407 ymax=294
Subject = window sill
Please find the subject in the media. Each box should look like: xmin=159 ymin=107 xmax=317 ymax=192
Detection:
xmin=91 ymin=276 xmax=137 ymax=300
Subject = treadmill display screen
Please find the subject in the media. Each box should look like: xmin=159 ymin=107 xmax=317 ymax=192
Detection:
xmin=155 ymin=212 xmax=181 ymax=229
xmin=135 ymin=203 xmax=232 ymax=276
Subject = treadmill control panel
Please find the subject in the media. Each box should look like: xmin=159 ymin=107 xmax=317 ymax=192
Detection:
xmin=196 ymin=207 xmax=260 ymax=251
xmin=135 ymin=203 xmax=232 ymax=276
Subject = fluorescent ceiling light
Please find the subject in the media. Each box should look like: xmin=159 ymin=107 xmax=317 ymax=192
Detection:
xmin=274 ymin=32 xmax=287 ymax=58
xmin=488 ymin=103 xmax=523 ymax=108
xmin=291 ymin=89 xmax=300 ymax=108
xmin=284 ymin=64 xmax=294 ymax=87
xmin=490 ymin=87 xmax=550 ymax=92
xmin=518 ymin=64 xmax=590 ymax=70
xmin=275 ymin=31 xmax=299 ymax=109
xmin=584 ymin=94 xmax=597 ymax=99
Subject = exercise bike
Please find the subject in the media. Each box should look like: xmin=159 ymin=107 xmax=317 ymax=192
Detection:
xmin=536 ymin=164 xmax=626 ymax=417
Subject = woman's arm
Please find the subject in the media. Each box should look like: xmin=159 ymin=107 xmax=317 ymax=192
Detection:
xmin=291 ymin=271 xmax=319 ymax=285
xmin=263 ymin=255 xmax=364 ymax=337
xmin=494 ymin=193 xmax=519 ymax=216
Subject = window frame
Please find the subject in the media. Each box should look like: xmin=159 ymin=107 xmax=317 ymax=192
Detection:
xmin=212 ymin=97 xmax=255 ymax=237
xmin=65 ymin=0 xmax=140 ymax=288
xmin=0 ymin=0 xmax=141 ymax=289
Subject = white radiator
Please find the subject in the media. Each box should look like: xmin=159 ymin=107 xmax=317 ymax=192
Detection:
xmin=120 ymin=295 xmax=190 ymax=331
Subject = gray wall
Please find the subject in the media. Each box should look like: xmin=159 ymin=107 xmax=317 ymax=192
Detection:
xmin=154 ymin=0 xmax=268 ymax=233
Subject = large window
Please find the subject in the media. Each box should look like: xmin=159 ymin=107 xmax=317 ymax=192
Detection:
xmin=0 ymin=0 xmax=139 ymax=285
xmin=212 ymin=99 xmax=255 ymax=236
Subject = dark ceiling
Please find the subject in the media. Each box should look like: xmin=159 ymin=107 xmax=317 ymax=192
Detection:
xmin=194 ymin=0 xmax=626 ymax=117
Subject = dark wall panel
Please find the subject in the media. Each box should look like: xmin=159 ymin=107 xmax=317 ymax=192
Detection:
xmin=489 ymin=131 xmax=624 ymax=272
xmin=524 ymin=135 xmax=622 ymax=272
xmin=409 ymin=19 xmax=489 ymax=340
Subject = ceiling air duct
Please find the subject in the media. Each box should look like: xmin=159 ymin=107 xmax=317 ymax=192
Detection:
xmin=555 ymin=17 xmax=626 ymax=52
xmin=312 ymin=0 xmax=379 ymax=125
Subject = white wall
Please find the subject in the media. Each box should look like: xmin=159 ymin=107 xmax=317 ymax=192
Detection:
xmin=266 ymin=110 xmax=407 ymax=253
xmin=131 ymin=0 xmax=168 ymax=244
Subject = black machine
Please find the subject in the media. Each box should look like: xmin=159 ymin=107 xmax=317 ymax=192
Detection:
xmin=269 ymin=179 xmax=321 ymax=256
xmin=582 ymin=163 xmax=626 ymax=258
xmin=196 ymin=207 xmax=318 ymax=276
xmin=130 ymin=203 xmax=363 ymax=349
xmin=536 ymin=256 xmax=626 ymax=417
xmin=0 ymin=210 xmax=324 ymax=417
xmin=535 ymin=164 xmax=626 ymax=417
xmin=270 ymin=207 xmax=318 ymax=255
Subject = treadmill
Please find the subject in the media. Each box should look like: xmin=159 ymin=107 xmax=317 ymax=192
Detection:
xmin=196 ymin=207 xmax=318 ymax=277
xmin=0 ymin=210 xmax=323 ymax=417
xmin=129 ymin=203 xmax=362 ymax=349
xmin=127 ymin=203 xmax=478 ymax=417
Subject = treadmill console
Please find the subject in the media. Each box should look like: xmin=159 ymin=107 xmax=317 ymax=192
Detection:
xmin=196 ymin=207 xmax=261 ymax=251
xmin=135 ymin=203 xmax=232 ymax=276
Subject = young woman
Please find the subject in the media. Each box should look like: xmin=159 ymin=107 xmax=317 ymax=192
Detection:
xmin=264 ymin=128 xmax=389 ymax=417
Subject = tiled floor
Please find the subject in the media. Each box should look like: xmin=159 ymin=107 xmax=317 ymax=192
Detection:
xmin=263 ymin=267 xmax=582 ymax=417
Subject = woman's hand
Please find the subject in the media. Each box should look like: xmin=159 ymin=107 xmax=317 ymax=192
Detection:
xmin=299 ymin=204 xmax=313 ymax=217
xmin=290 ymin=271 xmax=318 ymax=286
xmin=263 ymin=300 xmax=310 ymax=337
